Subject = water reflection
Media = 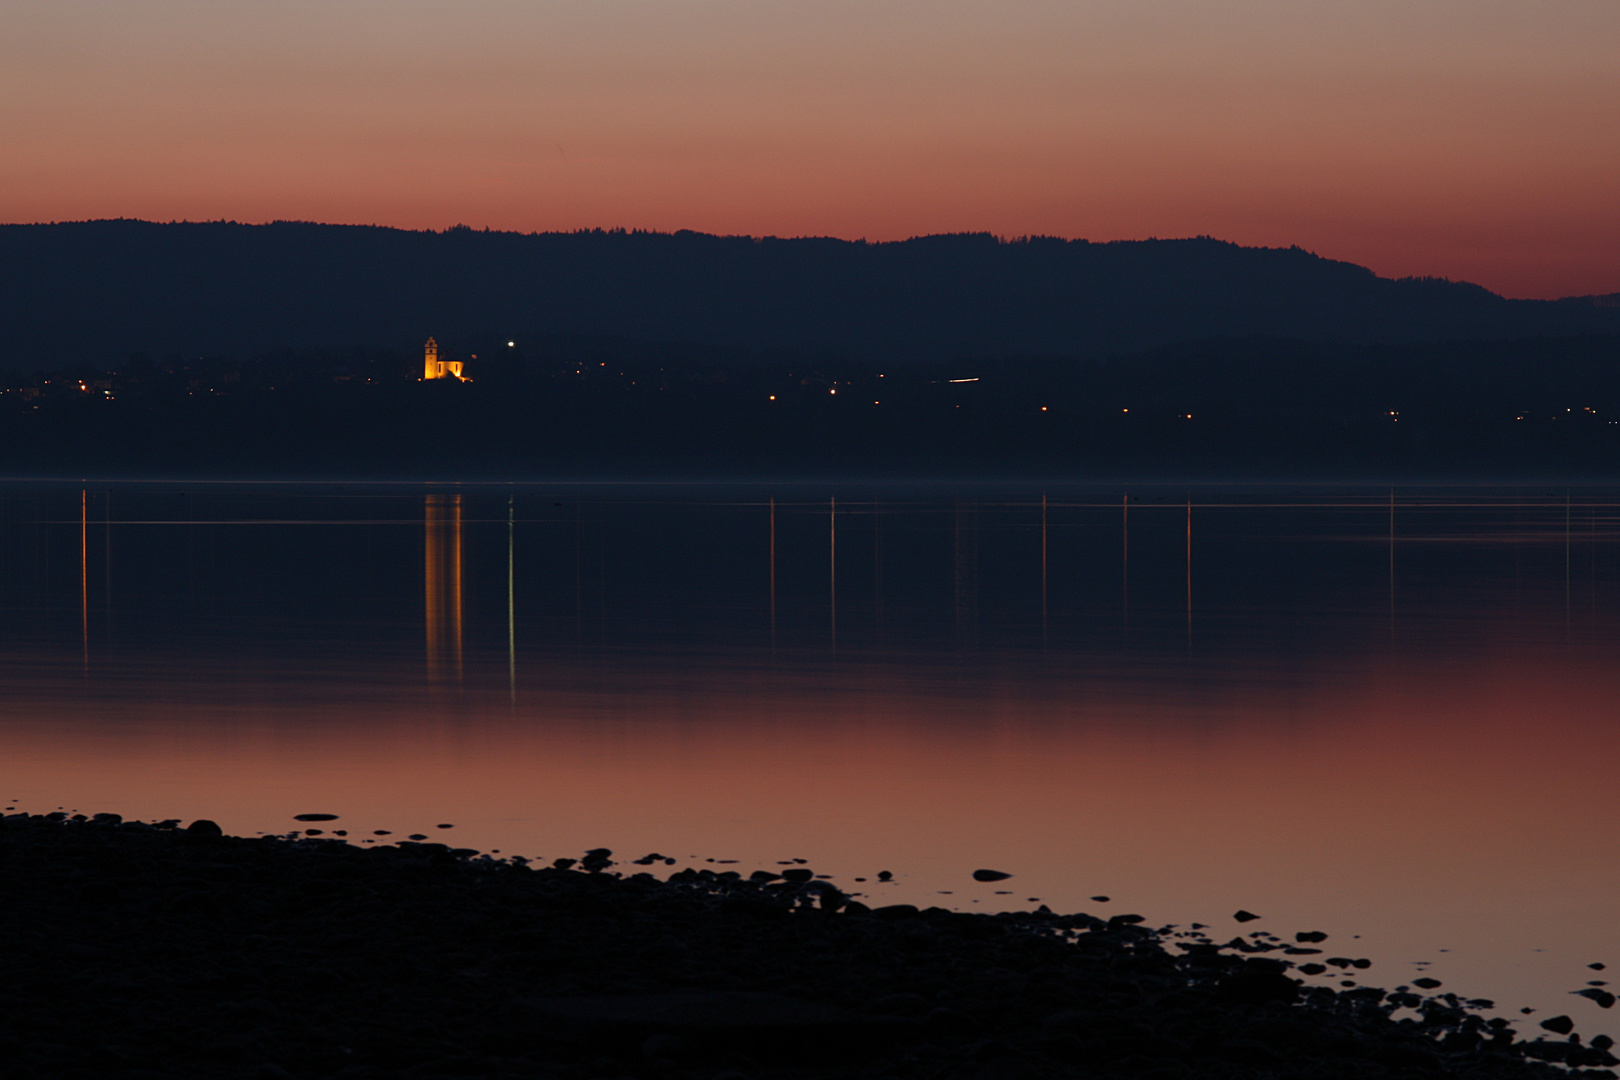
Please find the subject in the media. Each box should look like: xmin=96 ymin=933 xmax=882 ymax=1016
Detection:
xmin=1184 ymin=497 xmax=1192 ymax=642
xmin=1122 ymin=493 xmax=1130 ymax=626
xmin=768 ymin=497 xmax=777 ymax=646
xmin=2 ymin=484 xmax=1620 ymax=1036
xmin=954 ymin=502 xmax=978 ymax=644
xmin=1039 ymin=493 xmax=1047 ymax=640
xmin=506 ymin=497 xmax=516 ymax=703
xmin=425 ymin=494 xmax=463 ymax=682
xmin=79 ymin=489 xmax=88 ymax=671
xmin=828 ymin=498 xmax=836 ymax=648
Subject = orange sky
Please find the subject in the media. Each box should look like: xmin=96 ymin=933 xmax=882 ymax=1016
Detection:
xmin=3 ymin=1 xmax=1618 ymax=298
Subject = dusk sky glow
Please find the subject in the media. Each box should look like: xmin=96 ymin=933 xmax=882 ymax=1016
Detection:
xmin=4 ymin=0 xmax=1618 ymax=298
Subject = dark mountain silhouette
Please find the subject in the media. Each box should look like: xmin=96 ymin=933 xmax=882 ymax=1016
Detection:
xmin=4 ymin=219 xmax=1619 ymax=370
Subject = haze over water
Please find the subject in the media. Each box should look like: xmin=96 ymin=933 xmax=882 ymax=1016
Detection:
xmin=2 ymin=482 xmax=1617 ymax=1038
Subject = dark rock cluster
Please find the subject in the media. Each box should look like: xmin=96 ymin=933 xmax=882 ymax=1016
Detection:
xmin=0 ymin=811 xmax=1613 ymax=1080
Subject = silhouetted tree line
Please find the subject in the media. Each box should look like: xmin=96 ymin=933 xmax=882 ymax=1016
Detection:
xmin=2 ymin=334 xmax=1618 ymax=479
xmin=4 ymin=221 xmax=1620 ymax=372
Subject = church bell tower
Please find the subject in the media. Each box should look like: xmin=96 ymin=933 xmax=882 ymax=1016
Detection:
xmin=423 ymin=337 xmax=441 ymax=380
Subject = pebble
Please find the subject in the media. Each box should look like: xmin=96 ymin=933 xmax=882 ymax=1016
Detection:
xmin=971 ymin=869 xmax=1012 ymax=882
xmin=1232 ymin=910 xmax=1261 ymax=923
xmin=292 ymin=814 xmax=338 ymax=822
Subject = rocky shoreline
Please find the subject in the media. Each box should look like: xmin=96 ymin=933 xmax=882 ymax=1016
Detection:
xmin=1 ymin=811 xmax=1613 ymax=1080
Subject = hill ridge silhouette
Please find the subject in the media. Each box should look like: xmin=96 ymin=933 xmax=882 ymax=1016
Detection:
xmin=3 ymin=219 xmax=1617 ymax=370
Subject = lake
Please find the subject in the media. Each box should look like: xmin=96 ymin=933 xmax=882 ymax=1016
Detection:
xmin=2 ymin=481 xmax=1617 ymax=1036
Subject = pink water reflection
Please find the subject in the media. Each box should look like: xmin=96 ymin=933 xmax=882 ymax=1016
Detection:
xmin=4 ymin=624 xmax=1618 ymax=1036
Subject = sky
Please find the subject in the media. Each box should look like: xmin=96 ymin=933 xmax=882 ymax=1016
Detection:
xmin=2 ymin=0 xmax=1617 ymax=299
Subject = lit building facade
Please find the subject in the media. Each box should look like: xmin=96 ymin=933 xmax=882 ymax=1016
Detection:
xmin=422 ymin=337 xmax=466 ymax=381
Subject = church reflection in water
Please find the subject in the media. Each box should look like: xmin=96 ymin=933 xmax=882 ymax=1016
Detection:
xmin=424 ymin=494 xmax=463 ymax=681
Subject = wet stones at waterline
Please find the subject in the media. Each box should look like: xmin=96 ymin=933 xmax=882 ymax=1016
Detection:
xmin=0 ymin=811 xmax=1614 ymax=1080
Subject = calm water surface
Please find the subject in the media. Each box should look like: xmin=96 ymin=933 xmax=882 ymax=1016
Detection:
xmin=3 ymin=482 xmax=1618 ymax=1036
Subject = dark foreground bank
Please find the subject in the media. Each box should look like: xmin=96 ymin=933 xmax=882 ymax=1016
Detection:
xmin=0 ymin=813 xmax=1612 ymax=1080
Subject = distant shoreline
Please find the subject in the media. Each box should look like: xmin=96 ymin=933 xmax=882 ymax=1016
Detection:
xmin=5 ymin=335 xmax=1620 ymax=482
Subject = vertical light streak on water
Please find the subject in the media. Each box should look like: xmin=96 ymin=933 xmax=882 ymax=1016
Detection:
xmin=829 ymin=497 xmax=837 ymax=650
xmin=425 ymin=494 xmax=465 ymax=683
xmin=104 ymin=489 xmax=112 ymax=640
xmin=1122 ymin=493 xmax=1130 ymax=629
xmin=80 ymin=488 xmax=88 ymax=674
xmin=769 ymin=497 xmax=776 ymax=648
xmin=426 ymin=495 xmax=442 ymax=681
xmin=873 ymin=498 xmax=883 ymax=632
xmin=507 ymin=496 xmax=515 ymax=704
xmin=1040 ymin=493 xmax=1048 ymax=643
xmin=453 ymin=496 xmax=465 ymax=683
xmin=1591 ymin=499 xmax=1598 ymax=627
xmin=1186 ymin=497 xmax=1192 ymax=645
xmin=954 ymin=503 xmax=962 ymax=642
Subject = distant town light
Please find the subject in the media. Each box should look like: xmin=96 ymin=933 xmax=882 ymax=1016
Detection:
xmin=769 ymin=395 xmax=776 ymax=401
xmin=508 ymin=341 xmax=515 ymax=347
xmin=830 ymin=388 xmax=836 ymax=395
xmin=948 ymin=377 xmax=978 ymax=383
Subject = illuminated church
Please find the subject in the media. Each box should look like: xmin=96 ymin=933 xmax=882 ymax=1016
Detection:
xmin=422 ymin=337 xmax=467 ymax=381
